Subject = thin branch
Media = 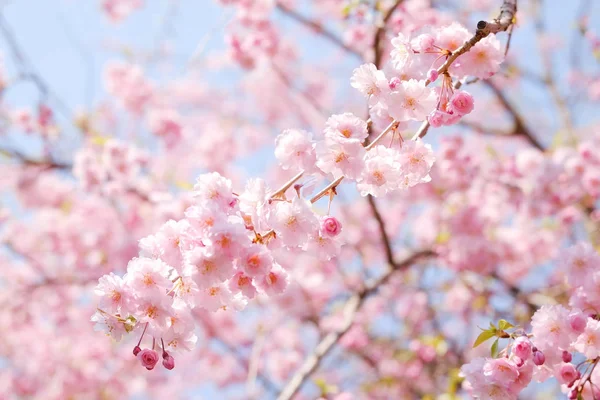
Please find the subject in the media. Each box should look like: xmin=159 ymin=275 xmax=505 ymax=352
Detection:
xmin=426 ymin=0 xmax=518 ymax=85
xmin=366 ymin=195 xmax=395 ymax=266
xmin=276 ymin=250 xmax=435 ymax=400
xmin=373 ymin=0 xmax=405 ymax=68
xmin=277 ymin=4 xmax=362 ymax=59
xmin=482 ymin=79 xmax=545 ymax=150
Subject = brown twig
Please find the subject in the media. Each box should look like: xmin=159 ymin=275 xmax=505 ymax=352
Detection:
xmin=275 ymin=250 xmax=435 ymax=400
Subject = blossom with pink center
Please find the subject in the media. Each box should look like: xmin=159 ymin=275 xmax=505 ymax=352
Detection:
xmin=574 ymin=318 xmax=600 ymax=359
xmin=197 ymin=284 xmax=238 ymax=312
xmin=556 ymin=362 xmax=578 ymax=384
xmin=350 ymin=63 xmax=388 ymax=101
xmin=513 ymin=337 xmax=532 ymax=360
xmin=274 ymin=129 xmax=317 ymax=174
xmin=139 ymin=219 xmax=190 ymax=272
xmin=448 ymin=90 xmax=475 ymax=115
xmin=316 ymin=137 xmax=366 ymax=180
xmin=229 ymin=271 xmax=258 ymax=299
xmin=269 ymin=197 xmax=319 ymax=248
xmin=483 ymin=358 xmax=519 ymax=385
xmin=193 ymin=172 xmax=237 ymax=212
xmin=435 ymin=22 xmax=471 ymax=53
xmin=125 ymin=257 xmax=173 ymax=295
xmin=186 ymin=245 xmax=234 ymax=289
xmin=138 ymin=349 xmax=159 ymax=370
xmin=459 ymin=35 xmax=504 ymax=79
xmin=258 ymin=264 xmax=289 ymax=296
xmin=135 ymin=293 xmax=174 ymax=333
xmin=324 ymin=113 xmax=368 ymax=142
xmin=561 ymin=242 xmax=600 ymax=288
xmin=384 ymin=79 xmax=437 ymax=122
xmin=398 ymin=139 xmax=435 ymax=187
xmin=357 ymin=145 xmax=403 ymax=197
xmin=239 ymin=244 xmax=273 ymax=278
xmin=530 ymin=305 xmax=572 ymax=352
xmin=320 ymin=216 xmax=342 ymax=237
xmin=95 ymin=273 xmax=132 ymax=314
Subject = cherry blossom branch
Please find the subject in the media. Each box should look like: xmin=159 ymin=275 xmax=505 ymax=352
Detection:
xmin=276 ymin=249 xmax=435 ymax=400
xmin=426 ymin=0 xmax=518 ymax=85
xmin=276 ymin=4 xmax=362 ymax=58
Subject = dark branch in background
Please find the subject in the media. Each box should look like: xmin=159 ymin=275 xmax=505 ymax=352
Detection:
xmin=0 ymin=145 xmax=72 ymax=170
xmin=373 ymin=0 xmax=404 ymax=68
xmin=276 ymin=250 xmax=435 ymax=400
xmin=367 ymin=195 xmax=395 ymax=266
xmin=482 ymin=80 xmax=545 ymax=150
xmin=276 ymin=4 xmax=362 ymax=58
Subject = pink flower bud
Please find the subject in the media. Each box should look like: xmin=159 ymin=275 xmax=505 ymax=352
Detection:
xmin=428 ymin=110 xmax=445 ymax=128
xmin=388 ymin=77 xmax=401 ymax=89
xmin=562 ymin=350 xmax=573 ymax=363
xmin=513 ymin=337 xmax=532 ymax=360
xmin=569 ymin=312 xmax=586 ymax=333
xmin=533 ymin=350 xmax=545 ymax=366
xmin=138 ymin=349 xmax=159 ymax=370
xmin=427 ymin=69 xmax=439 ymax=82
xmin=448 ymin=90 xmax=474 ymax=116
xmin=558 ymin=363 xmax=578 ymax=384
xmin=162 ymin=354 xmax=175 ymax=370
xmin=568 ymin=388 xmax=578 ymax=400
xmin=321 ymin=216 xmax=342 ymax=237
xmin=133 ymin=346 xmax=141 ymax=356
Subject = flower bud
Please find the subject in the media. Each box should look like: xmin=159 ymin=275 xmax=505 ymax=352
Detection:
xmin=321 ymin=216 xmax=342 ymax=237
xmin=569 ymin=311 xmax=586 ymax=334
xmin=162 ymin=354 xmax=175 ymax=370
xmin=138 ymin=349 xmax=159 ymax=370
xmin=533 ymin=350 xmax=545 ymax=366
xmin=133 ymin=346 xmax=141 ymax=356
xmin=513 ymin=337 xmax=532 ymax=360
xmin=562 ymin=350 xmax=573 ymax=363
xmin=427 ymin=69 xmax=439 ymax=82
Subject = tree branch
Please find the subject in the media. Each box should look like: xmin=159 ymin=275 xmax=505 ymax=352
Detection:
xmin=277 ymin=4 xmax=362 ymax=59
xmin=276 ymin=250 xmax=435 ymax=400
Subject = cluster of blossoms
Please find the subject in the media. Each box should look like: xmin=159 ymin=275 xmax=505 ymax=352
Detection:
xmin=275 ymin=113 xmax=435 ymax=197
xmin=92 ymin=170 xmax=349 ymax=369
xmin=73 ymin=138 xmax=148 ymax=195
xmin=104 ymin=61 xmax=154 ymax=115
xmin=351 ymin=21 xmax=505 ymax=130
xmin=11 ymin=104 xmax=58 ymax=139
xmin=461 ymin=243 xmax=600 ymax=399
xmin=217 ymin=0 xmax=280 ymax=69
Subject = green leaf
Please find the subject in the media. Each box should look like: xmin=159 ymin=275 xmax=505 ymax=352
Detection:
xmin=491 ymin=339 xmax=499 ymax=358
xmin=473 ymin=329 xmax=496 ymax=348
xmin=489 ymin=322 xmax=497 ymax=330
xmin=498 ymin=319 xmax=514 ymax=330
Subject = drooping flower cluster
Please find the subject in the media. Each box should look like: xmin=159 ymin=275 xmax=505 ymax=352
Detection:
xmin=461 ymin=243 xmax=600 ymax=399
xmin=92 ymin=169 xmax=349 ymax=369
